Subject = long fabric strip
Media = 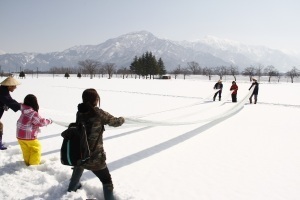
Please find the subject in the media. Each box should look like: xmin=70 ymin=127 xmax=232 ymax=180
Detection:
xmin=53 ymin=88 xmax=254 ymax=127
xmin=124 ymin=87 xmax=254 ymax=126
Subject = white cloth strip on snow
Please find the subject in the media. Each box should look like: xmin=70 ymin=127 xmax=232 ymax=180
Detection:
xmin=52 ymin=88 xmax=254 ymax=128
xmin=52 ymin=120 xmax=70 ymax=127
xmin=124 ymin=87 xmax=254 ymax=126
xmin=128 ymin=88 xmax=221 ymax=119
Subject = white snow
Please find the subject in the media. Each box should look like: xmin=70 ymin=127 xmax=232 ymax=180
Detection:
xmin=0 ymin=75 xmax=299 ymax=200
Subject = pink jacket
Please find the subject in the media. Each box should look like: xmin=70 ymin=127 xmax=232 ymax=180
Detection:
xmin=16 ymin=104 xmax=52 ymax=140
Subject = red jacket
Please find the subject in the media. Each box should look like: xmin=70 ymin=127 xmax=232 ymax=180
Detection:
xmin=230 ymin=84 xmax=238 ymax=94
xmin=16 ymin=104 xmax=51 ymax=140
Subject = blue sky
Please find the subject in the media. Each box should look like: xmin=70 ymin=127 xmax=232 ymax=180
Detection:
xmin=1 ymin=0 xmax=300 ymax=54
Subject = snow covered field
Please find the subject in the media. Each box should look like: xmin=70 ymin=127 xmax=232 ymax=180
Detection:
xmin=0 ymin=75 xmax=300 ymax=200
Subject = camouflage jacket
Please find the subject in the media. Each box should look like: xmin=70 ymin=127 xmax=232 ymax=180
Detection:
xmin=76 ymin=103 xmax=124 ymax=171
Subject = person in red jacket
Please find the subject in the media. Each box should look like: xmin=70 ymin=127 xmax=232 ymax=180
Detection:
xmin=230 ymin=81 xmax=238 ymax=102
xmin=0 ymin=76 xmax=21 ymax=150
xmin=16 ymin=94 xmax=52 ymax=166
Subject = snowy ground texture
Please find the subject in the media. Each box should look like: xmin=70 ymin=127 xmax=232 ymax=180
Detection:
xmin=0 ymin=74 xmax=300 ymax=200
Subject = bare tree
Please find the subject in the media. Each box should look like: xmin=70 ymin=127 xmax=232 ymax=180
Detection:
xmin=187 ymin=61 xmax=201 ymax=75
xmin=264 ymin=65 xmax=278 ymax=82
xmin=117 ymin=67 xmax=129 ymax=79
xmin=276 ymin=71 xmax=282 ymax=83
xmin=203 ymin=66 xmax=213 ymax=80
xmin=214 ymin=66 xmax=227 ymax=80
xmin=78 ymin=59 xmax=101 ymax=79
xmin=242 ymin=66 xmax=256 ymax=81
xmin=286 ymin=66 xmax=300 ymax=83
xmin=255 ymin=64 xmax=264 ymax=81
xmin=228 ymin=65 xmax=239 ymax=81
xmin=97 ymin=67 xmax=106 ymax=78
xmin=103 ymin=63 xmax=116 ymax=79
xmin=181 ymin=67 xmax=190 ymax=80
xmin=172 ymin=65 xmax=182 ymax=79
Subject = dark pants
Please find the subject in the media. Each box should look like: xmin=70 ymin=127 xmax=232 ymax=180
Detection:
xmin=0 ymin=121 xmax=3 ymax=135
xmin=213 ymin=91 xmax=222 ymax=101
xmin=0 ymin=121 xmax=6 ymax=150
xmin=249 ymin=93 xmax=258 ymax=104
xmin=231 ymin=94 xmax=237 ymax=102
xmin=68 ymin=166 xmax=114 ymax=200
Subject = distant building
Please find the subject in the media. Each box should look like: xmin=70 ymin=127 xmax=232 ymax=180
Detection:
xmin=162 ymin=75 xmax=171 ymax=79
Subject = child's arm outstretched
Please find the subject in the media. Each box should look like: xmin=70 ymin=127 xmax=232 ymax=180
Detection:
xmin=32 ymin=112 xmax=52 ymax=127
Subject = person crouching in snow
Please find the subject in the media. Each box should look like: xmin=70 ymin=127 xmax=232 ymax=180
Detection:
xmin=230 ymin=81 xmax=238 ymax=102
xmin=16 ymin=94 xmax=52 ymax=166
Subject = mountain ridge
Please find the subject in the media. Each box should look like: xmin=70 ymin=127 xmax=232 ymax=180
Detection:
xmin=0 ymin=31 xmax=298 ymax=72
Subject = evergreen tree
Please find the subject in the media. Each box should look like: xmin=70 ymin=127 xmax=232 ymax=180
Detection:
xmin=157 ymin=58 xmax=166 ymax=76
xmin=129 ymin=51 xmax=166 ymax=78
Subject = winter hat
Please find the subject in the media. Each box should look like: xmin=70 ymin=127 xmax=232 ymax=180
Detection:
xmin=252 ymin=78 xmax=257 ymax=81
xmin=0 ymin=76 xmax=21 ymax=86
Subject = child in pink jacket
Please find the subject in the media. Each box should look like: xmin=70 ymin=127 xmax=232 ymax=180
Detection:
xmin=16 ymin=94 xmax=52 ymax=166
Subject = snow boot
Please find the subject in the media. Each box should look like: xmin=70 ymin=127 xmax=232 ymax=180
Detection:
xmin=103 ymin=184 xmax=115 ymax=200
xmin=0 ymin=135 xmax=7 ymax=150
xmin=68 ymin=166 xmax=84 ymax=192
xmin=68 ymin=181 xmax=82 ymax=192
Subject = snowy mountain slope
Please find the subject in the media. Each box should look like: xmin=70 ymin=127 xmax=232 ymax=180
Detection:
xmin=0 ymin=31 xmax=299 ymax=72
xmin=177 ymin=35 xmax=300 ymax=72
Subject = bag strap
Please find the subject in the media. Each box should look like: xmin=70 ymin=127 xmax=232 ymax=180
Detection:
xmin=76 ymin=119 xmax=104 ymax=152
xmin=91 ymin=125 xmax=104 ymax=152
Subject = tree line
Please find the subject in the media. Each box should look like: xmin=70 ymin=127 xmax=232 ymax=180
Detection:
xmin=36 ymin=51 xmax=167 ymax=80
xmin=171 ymin=62 xmax=300 ymax=83
xmin=2 ymin=51 xmax=300 ymax=83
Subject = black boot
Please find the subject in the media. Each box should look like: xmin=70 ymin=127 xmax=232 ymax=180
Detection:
xmin=103 ymin=184 xmax=114 ymax=200
xmin=68 ymin=166 xmax=84 ymax=192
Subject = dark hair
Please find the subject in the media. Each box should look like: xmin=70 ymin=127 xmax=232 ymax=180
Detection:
xmin=24 ymin=94 xmax=39 ymax=112
xmin=82 ymin=88 xmax=100 ymax=107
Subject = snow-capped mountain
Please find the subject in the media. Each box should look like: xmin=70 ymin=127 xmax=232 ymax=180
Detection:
xmin=0 ymin=31 xmax=299 ymax=72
